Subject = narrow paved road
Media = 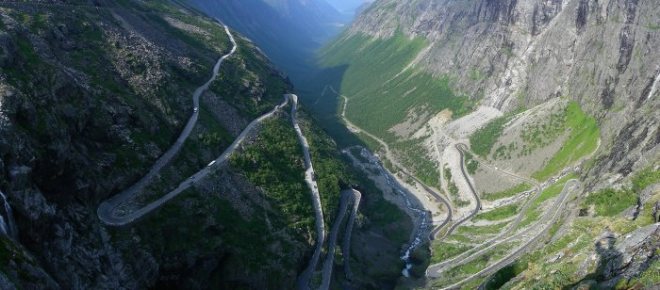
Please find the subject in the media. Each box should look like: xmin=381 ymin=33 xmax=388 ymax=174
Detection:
xmin=97 ymin=25 xmax=239 ymax=226
xmin=428 ymin=153 xmax=584 ymax=277
xmin=397 ymin=170 xmax=451 ymax=240
xmin=428 ymin=179 xmax=578 ymax=279
xmin=291 ymin=94 xmax=327 ymax=290
xmin=319 ymin=189 xmax=361 ymax=290
xmin=333 ymin=86 xmax=448 ymax=239
xmin=435 ymin=144 xmax=482 ymax=239
xmin=427 ymin=182 xmax=539 ymax=272
xmin=342 ymin=189 xmax=362 ymax=281
xmin=436 ymin=180 xmax=579 ymax=288
xmin=425 ymin=142 xmax=550 ymax=275
xmin=98 ymin=95 xmax=289 ymax=226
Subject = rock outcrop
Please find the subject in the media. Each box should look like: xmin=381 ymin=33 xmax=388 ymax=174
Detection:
xmin=341 ymin=0 xmax=658 ymax=189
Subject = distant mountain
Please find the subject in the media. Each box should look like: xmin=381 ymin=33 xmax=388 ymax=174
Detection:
xmin=186 ymin=0 xmax=347 ymax=82
xmin=326 ymin=0 xmax=372 ymax=15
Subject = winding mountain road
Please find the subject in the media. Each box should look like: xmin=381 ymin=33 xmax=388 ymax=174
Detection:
xmin=426 ymin=147 xmax=578 ymax=281
xmin=319 ymin=189 xmax=361 ymax=290
xmin=97 ymin=25 xmax=240 ymax=226
xmin=435 ymin=179 xmax=579 ymax=288
xmin=332 ymin=84 xmax=572 ymax=287
xmin=428 ymin=176 xmax=576 ymax=279
xmin=435 ymin=144 xmax=482 ymax=239
xmin=333 ymin=86 xmax=451 ymax=238
xmin=292 ymin=94 xmax=328 ymax=290
xmin=342 ymin=189 xmax=362 ymax=281
xmin=397 ymin=170 xmax=452 ymax=240
xmin=427 ymin=184 xmax=541 ymax=273
xmin=98 ymin=93 xmax=289 ymax=225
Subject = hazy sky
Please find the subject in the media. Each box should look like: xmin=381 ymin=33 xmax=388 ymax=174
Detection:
xmin=325 ymin=0 xmax=371 ymax=13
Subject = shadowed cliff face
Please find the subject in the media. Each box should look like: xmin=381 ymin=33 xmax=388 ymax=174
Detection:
xmin=0 ymin=1 xmax=314 ymax=289
xmin=0 ymin=1 xmax=413 ymax=289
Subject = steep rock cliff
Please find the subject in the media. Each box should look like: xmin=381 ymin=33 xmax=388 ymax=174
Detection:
xmin=0 ymin=0 xmax=309 ymax=288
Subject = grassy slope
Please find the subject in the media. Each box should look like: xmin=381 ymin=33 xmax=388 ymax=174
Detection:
xmin=473 ymin=203 xmax=519 ymax=221
xmin=470 ymin=101 xmax=599 ymax=181
xmin=318 ymin=32 xmax=473 ymax=142
xmin=484 ymin=168 xmax=660 ymax=289
xmin=310 ymin=31 xmax=478 ymax=257
xmin=584 ymin=167 xmax=659 ymax=217
xmin=518 ymin=174 xmax=575 ymax=228
xmin=431 ymin=242 xmax=472 ymax=263
xmin=532 ymin=101 xmax=600 ymax=180
xmin=470 ymin=115 xmax=512 ymax=158
xmin=482 ymin=183 xmax=532 ymax=201
xmin=230 ymin=117 xmax=315 ymax=232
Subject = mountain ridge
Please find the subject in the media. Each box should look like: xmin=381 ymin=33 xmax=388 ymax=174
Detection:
xmin=311 ymin=0 xmax=659 ymax=288
xmin=0 ymin=1 xmax=411 ymax=289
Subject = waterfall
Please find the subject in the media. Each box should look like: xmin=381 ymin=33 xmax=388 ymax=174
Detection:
xmin=0 ymin=191 xmax=17 ymax=239
xmin=0 ymin=214 xmax=7 ymax=235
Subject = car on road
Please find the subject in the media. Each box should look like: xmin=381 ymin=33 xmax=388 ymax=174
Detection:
xmin=194 ymin=107 xmax=199 ymax=112
xmin=208 ymin=160 xmax=216 ymax=167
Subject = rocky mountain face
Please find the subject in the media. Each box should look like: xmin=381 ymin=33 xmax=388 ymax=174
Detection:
xmin=312 ymin=0 xmax=659 ymax=288
xmin=0 ymin=0 xmax=295 ymax=288
xmin=325 ymin=0 xmax=659 ymax=196
xmin=347 ymin=0 xmax=658 ymax=178
xmin=0 ymin=0 xmax=413 ymax=289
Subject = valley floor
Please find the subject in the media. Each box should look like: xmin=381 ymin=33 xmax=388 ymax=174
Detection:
xmin=330 ymin=84 xmax=659 ymax=289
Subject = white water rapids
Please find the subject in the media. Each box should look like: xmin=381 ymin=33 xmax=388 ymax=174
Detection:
xmin=357 ymin=147 xmax=429 ymax=277
xmin=0 ymin=190 xmax=16 ymax=239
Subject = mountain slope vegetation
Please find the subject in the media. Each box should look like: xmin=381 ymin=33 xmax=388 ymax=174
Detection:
xmin=0 ymin=1 xmax=409 ymax=289
xmin=305 ymin=0 xmax=659 ymax=289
